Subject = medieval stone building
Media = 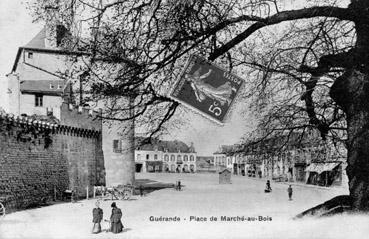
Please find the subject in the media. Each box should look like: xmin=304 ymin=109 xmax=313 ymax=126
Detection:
xmin=0 ymin=22 xmax=136 ymax=211
xmin=3 ymin=23 xmax=135 ymax=188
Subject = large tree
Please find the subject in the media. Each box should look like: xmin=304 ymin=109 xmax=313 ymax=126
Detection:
xmin=29 ymin=0 xmax=369 ymax=210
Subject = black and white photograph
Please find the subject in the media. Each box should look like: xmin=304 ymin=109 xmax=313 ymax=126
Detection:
xmin=0 ymin=0 xmax=368 ymax=238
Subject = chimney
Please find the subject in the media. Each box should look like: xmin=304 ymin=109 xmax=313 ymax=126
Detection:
xmin=44 ymin=6 xmax=69 ymax=49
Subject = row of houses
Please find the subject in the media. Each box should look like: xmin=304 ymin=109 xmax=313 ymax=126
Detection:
xmin=133 ymin=138 xmax=197 ymax=173
xmin=213 ymin=132 xmax=348 ymax=187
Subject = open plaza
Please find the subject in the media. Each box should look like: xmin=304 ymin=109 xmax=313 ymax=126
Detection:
xmin=1 ymin=173 xmax=367 ymax=239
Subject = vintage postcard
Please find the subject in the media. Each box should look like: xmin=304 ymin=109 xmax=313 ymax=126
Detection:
xmin=0 ymin=1 xmax=368 ymax=239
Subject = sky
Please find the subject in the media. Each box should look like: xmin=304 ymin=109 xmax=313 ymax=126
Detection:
xmin=0 ymin=0 xmax=253 ymax=156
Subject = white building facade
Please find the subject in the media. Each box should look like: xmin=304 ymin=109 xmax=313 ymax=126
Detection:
xmin=133 ymin=139 xmax=197 ymax=173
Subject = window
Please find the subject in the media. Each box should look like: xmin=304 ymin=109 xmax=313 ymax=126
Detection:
xmin=27 ymin=52 xmax=33 ymax=59
xmin=146 ymin=154 xmax=149 ymax=160
xmin=49 ymin=84 xmax=55 ymax=89
xmin=154 ymin=154 xmax=158 ymax=160
xmin=57 ymin=84 xmax=62 ymax=89
xmin=35 ymin=94 xmax=43 ymax=107
xmin=190 ymin=155 xmax=194 ymax=161
xmin=137 ymin=154 xmax=141 ymax=160
xmin=113 ymin=140 xmax=121 ymax=153
xmin=171 ymin=155 xmax=175 ymax=161
xmin=164 ymin=155 xmax=169 ymax=162
xmin=184 ymin=155 xmax=188 ymax=161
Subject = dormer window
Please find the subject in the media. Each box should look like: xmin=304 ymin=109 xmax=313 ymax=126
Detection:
xmin=50 ymin=84 xmax=55 ymax=89
xmin=57 ymin=84 xmax=62 ymax=89
xmin=27 ymin=52 xmax=33 ymax=59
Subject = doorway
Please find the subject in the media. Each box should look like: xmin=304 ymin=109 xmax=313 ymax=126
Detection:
xmin=136 ymin=163 xmax=143 ymax=173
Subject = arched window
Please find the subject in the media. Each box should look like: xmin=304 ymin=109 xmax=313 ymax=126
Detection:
xmin=190 ymin=155 xmax=194 ymax=161
xmin=177 ymin=155 xmax=182 ymax=161
xmin=170 ymin=155 xmax=175 ymax=161
xmin=184 ymin=155 xmax=188 ymax=161
xmin=164 ymin=154 xmax=169 ymax=162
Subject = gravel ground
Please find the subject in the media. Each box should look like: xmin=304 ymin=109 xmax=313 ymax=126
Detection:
xmin=1 ymin=173 xmax=368 ymax=239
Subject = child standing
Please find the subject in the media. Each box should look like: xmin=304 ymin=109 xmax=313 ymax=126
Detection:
xmin=92 ymin=200 xmax=103 ymax=234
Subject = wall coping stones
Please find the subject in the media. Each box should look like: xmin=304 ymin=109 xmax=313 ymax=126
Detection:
xmin=0 ymin=112 xmax=101 ymax=138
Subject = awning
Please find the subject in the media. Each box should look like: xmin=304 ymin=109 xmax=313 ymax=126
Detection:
xmin=305 ymin=162 xmax=340 ymax=174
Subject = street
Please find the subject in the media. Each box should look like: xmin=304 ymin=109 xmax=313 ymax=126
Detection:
xmin=1 ymin=173 xmax=368 ymax=239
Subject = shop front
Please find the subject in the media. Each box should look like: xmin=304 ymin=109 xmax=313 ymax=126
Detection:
xmin=146 ymin=161 xmax=163 ymax=173
xmin=305 ymin=162 xmax=341 ymax=186
xmin=294 ymin=163 xmax=307 ymax=182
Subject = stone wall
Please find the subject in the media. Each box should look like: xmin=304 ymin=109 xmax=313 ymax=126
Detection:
xmin=0 ymin=112 xmax=105 ymax=212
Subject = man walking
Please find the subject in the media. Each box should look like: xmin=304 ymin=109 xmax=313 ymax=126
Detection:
xmin=287 ymin=185 xmax=293 ymax=200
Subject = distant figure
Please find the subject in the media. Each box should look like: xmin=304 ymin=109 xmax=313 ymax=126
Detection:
xmin=92 ymin=200 xmax=103 ymax=234
xmin=265 ymin=180 xmax=272 ymax=193
xmin=139 ymin=184 xmax=144 ymax=197
xmin=110 ymin=202 xmax=123 ymax=234
xmin=288 ymin=185 xmax=293 ymax=200
xmin=177 ymin=180 xmax=182 ymax=191
xmin=258 ymin=171 xmax=262 ymax=178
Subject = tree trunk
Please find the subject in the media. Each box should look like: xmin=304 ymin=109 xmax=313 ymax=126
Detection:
xmin=346 ymin=109 xmax=369 ymax=210
xmin=331 ymin=69 xmax=369 ymax=210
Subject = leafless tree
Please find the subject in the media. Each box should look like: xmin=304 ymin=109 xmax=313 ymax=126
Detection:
xmin=28 ymin=0 xmax=369 ymax=211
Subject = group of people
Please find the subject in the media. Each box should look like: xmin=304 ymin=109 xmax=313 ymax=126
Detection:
xmin=92 ymin=201 xmax=124 ymax=234
xmin=264 ymin=180 xmax=293 ymax=200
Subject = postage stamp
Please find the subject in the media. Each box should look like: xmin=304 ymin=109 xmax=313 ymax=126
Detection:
xmin=170 ymin=55 xmax=244 ymax=124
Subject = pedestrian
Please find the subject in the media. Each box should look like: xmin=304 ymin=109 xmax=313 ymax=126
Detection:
xmin=288 ymin=185 xmax=293 ymax=200
xmin=177 ymin=180 xmax=182 ymax=191
xmin=92 ymin=200 xmax=103 ymax=234
xmin=264 ymin=180 xmax=272 ymax=193
xmin=139 ymin=184 xmax=144 ymax=197
xmin=110 ymin=202 xmax=124 ymax=234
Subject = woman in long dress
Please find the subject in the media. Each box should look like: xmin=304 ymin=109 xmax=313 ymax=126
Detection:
xmin=92 ymin=201 xmax=103 ymax=234
xmin=110 ymin=202 xmax=124 ymax=233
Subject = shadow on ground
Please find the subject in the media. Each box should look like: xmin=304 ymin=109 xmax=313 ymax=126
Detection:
xmin=133 ymin=179 xmax=176 ymax=196
xmin=294 ymin=195 xmax=352 ymax=219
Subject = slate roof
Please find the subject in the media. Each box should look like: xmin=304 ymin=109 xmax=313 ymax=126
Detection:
xmin=25 ymin=27 xmax=47 ymax=49
xmin=20 ymin=80 xmax=70 ymax=95
xmin=214 ymin=145 xmax=235 ymax=155
xmin=136 ymin=137 xmax=196 ymax=153
xmin=11 ymin=28 xmax=85 ymax=73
